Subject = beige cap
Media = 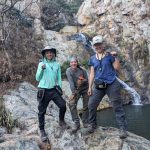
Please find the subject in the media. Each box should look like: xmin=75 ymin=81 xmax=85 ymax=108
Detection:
xmin=92 ymin=35 xmax=103 ymax=45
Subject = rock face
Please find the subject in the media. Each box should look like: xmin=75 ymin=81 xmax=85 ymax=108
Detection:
xmin=40 ymin=0 xmax=84 ymax=31
xmin=1 ymin=82 xmax=150 ymax=149
xmin=43 ymin=30 xmax=79 ymax=63
xmin=76 ymin=0 xmax=150 ymax=103
xmin=1 ymin=0 xmax=149 ymax=104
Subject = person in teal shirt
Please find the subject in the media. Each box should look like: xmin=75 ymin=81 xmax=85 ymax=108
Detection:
xmin=36 ymin=46 xmax=69 ymax=142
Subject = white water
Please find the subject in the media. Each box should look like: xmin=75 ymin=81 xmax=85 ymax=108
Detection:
xmin=116 ymin=77 xmax=142 ymax=105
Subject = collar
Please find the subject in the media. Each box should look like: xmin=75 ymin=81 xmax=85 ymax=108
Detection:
xmin=96 ymin=52 xmax=106 ymax=60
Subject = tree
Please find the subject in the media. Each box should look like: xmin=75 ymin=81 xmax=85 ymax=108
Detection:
xmin=0 ymin=0 xmax=41 ymax=83
xmin=0 ymin=0 xmax=22 ymax=74
xmin=40 ymin=0 xmax=84 ymax=31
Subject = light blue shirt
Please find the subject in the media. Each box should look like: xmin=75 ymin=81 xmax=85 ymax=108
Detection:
xmin=36 ymin=58 xmax=62 ymax=89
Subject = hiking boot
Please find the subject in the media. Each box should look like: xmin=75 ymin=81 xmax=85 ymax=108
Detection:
xmin=81 ymin=125 xmax=95 ymax=136
xmin=70 ymin=123 xmax=80 ymax=134
xmin=59 ymin=121 xmax=70 ymax=129
xmin=119 ymin=129 xmax=128 ymax=139
xmin=40 ymin=129 xmax=47 ymax=142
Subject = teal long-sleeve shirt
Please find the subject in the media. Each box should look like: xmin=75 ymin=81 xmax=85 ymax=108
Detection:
xmin=36 ymin=58 xmax=62 ymax=89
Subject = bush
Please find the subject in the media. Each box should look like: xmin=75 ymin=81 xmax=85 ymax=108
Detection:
xmin=0 ymin=97 xmax=19 ymax=133
xmin=61 ymin=61 xmax=70 ymax=79
xmin=80 ymin=58 xmax=89 ymax=69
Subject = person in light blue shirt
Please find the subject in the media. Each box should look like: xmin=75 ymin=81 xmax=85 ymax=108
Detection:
xmin=36 ymin=46 xmax=69 ymax=142
xmin=36 ymin=50 xmax=62 ymax=89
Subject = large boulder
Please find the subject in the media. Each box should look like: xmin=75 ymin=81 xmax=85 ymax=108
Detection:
xmin=1 ymin=82 xmax=150 ymax=149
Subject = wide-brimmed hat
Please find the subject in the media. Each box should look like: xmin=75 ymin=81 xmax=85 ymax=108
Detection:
xmin=41 ymin=46 xmax=56 ymax=57
xmin=92 ymin=35 xmax=103 ymax=45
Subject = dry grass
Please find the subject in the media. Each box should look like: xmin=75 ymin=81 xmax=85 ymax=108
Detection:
xmin=0 ymin=97 xmax=19 ymax=133
xmin=0 ymin=82 xmax=19 ymax=97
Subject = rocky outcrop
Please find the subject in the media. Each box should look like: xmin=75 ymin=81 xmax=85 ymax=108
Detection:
xmin=1 ymin=82 xmax=150 ymax=149
xmin=43 ymin=30 xmax=79 ymax=63
xmin=40 ymin=0 xmax=84 ymax=31
xmin=1 ymin=0 xmax=149 ymax=105
xmin=76 ymin=0 xmax=150 ymax=102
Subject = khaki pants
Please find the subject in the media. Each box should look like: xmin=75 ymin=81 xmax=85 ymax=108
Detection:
xmin=69 ymin=89 xmax=89 ymax=125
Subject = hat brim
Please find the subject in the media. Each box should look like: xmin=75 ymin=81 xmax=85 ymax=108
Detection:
xmin=92 ymin=42 xmax=103 ymax=45
xmin=42 ymin=48 xmax=56 ymax=57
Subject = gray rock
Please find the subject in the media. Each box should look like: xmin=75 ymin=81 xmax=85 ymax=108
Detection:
xmin=1 ymin=82 xmax=150 ymax=150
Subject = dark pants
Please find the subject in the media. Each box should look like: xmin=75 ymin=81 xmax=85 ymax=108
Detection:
xmin=88 ymin=79 xmax=127 ymax=130
xmin=69 ymin=89 xmax=89 ymax=125
xmin=38 ymin=88 xmax=66 ymax=130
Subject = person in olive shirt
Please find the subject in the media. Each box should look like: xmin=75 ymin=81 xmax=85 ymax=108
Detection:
xmin=36 ymin=46 xmax=69 ymax=142
xmin=66 ymin=56 xmax=89 ymax=133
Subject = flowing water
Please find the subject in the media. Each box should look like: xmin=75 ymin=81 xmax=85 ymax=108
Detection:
xmin=116 ymin=77 xmax=142 ymax=105
xmin=97 ymin=104 xmax=150 ymax=140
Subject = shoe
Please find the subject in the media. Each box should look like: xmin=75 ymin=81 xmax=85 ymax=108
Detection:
xmin=59 ymin=121 xmax=70 ymax=129
xmin=40 ymin=129 xmax=47 ymax=142
xmin=119 ymin=129 xmax=128 ymax=139
xmin=81 ymin=125 xmax=95 ymax=136
xmin=70 ymin=123 xmax=80 ymax=133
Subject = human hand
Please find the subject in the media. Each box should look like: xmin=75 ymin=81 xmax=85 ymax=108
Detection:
xmin=79 ymin=75 xmax=84 ymax=80
xmin=41 ymin=64 xmax=46 ymax=70
xmin=69 ymin=93 xmax=76 ymax=101
xmin=87 ymin=88 xmax=92 ymax=96
xmin=110 ymin=51 xmax=118 ymax=57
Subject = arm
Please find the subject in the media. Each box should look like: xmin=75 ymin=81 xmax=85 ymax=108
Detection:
xmin=113 ymin=58 xmax=121 ymax=72
xmin=88 ymin=66 xmax=95 ymax=89
xmin=66 ymin=69 xmax=76 ymax=94
xmin=110 ymin=51 xmax=121 ymax=72
xmin=57 ymin=64 xmax=62 ymax=88
xmin=35 ymin=63 xmax=44 ymax=81
xmin=88 ymin=66 xmax=95 ymax=96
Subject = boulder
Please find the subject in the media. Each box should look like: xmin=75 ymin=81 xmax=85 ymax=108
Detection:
xmin=1 ymin=82 xmax=150 ymax=149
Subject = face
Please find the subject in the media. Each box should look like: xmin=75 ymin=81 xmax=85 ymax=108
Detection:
xmin=70 ymin=60 xmax=78 ymax=69
xmin=45 ymin=50 xmax=55 ymax=60
xmin=93 ymin=43 xmax=104 ymax=54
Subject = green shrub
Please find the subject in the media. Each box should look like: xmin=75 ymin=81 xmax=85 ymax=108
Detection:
xmin=0 ymin=97 xmax=19 ymax=133
xmin=61 ymin=61 xmax=70 ymax=79
xmin=80 ymin=58 xmax=89 ymax=69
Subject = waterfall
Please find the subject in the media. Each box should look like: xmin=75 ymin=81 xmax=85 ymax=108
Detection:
xmin=116 ymin=77 xmax=142 ymax=105
xmin=68 ymin=33 xmax=95 ymax=56
xmin=69 ymin=33 xmax=142 ymax=105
